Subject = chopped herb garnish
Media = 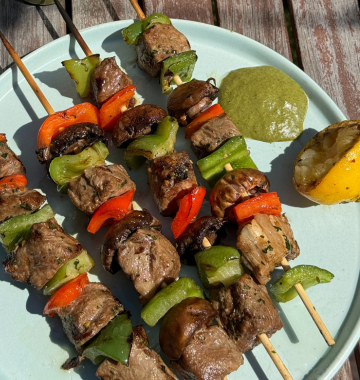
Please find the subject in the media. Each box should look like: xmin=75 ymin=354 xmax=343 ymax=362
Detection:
xmin=73 ymin=259 xmax=80 ymax=270
xmin=262 ymin=245 xmax=273 ymax=253
xmin=272 ymin=350 xmax=276 ymax=354
xmin=243 ymin=284 xmax=251 ymax=290
xmin=231 ymin=174 xmax=235 ymax=180
xmin=283 ymin=235 xmax=293 ymax=251
xmin=57 ymin=258 xmax=62 ymax=264
xmin=93 ymin=189 xmax=98 ymax=196
xmin=118 ymin=179 xmax=128 ymax=188
xmin=66 ymin=247 xmax=73 ymax=253
xmin=274 ymin=226 xmax=282 ymax=232
xmin=49 ymin=221 xmax=56 ymax=230
xmin=257 ymin=298 xmax=265 ymax=304
xmin=82 ymin=185 xmax=86 ymax=190
xmin=260 ymin=235 xmax=264 ymax=239
xmin=161 ymin=365 xmax=166 ymax=373
xmin=1 ymin=153 xmax=8 ymax=159
xmin=261 ymin=261 xmax=265 ymax=265
xmin=20 ymin=202 xmax=32 ymax=211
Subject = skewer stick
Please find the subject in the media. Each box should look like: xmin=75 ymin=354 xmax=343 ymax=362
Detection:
xmin=53 ymin=0 xmax=93 ymax=57
xmin=128 ymin=0 xmax=184 ymax=86
xmin=223 ymin=163 xmax=335 ymax=346
xmin=0 ymin=31 xmax=55 ymax=115
xmin=201 ymin=240 xmax=293 ymax=380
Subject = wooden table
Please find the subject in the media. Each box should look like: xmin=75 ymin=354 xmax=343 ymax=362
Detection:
xmin=0 ymin=0 xmax=359 ymax=379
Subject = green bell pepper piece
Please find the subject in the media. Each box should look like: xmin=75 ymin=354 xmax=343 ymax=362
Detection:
xmin=123 ymin=13 xmax=171 ymax=45
xmin=83 ymin=313 xmax=133 ymax=365
xmin=124 ymin=116 xmax=179 ymax=169
xmin=43 ymin=250 xmax=95 ymax=295
xmin=195 ymin=246 xmax=245 ymax=289
xmin=141 ymin=277 xmax=205 ymax=327
xmin=160 ymin=51 xmax=198 ymax=94
xmin=62 ymin=54 xmax=101 ymax=98
xmin=270 ymin=265 xmax=334 ymax=303
xmin=0 ymin=204 xmax=55 ymax=252
xmin=197 ymin=136 xmax=256 ymax=186
xmin=49 ymin=142 xmax=109 ymax=185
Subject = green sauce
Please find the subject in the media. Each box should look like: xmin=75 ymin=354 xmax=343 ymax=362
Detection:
xmin=219 ymin=66 xmax=308 ymax=142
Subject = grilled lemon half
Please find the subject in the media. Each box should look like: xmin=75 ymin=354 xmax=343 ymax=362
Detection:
xmin=293 ymin=120 xmax=360 ymax=205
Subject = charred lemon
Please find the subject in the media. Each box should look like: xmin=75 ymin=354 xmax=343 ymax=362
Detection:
xmin=293 ymin=120 xmax=360 ymax=204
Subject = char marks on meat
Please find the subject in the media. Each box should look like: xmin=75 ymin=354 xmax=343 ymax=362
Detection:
xmin=167 ymin=79 xmax=219 ymax=126
xmin=57 ymin=282 xmax=124 ymax=350
xmin=0 ymin=187 xmax=46 ymax=223
xmin=210 ymin=168 xmax=270 ymax=221
xmin=0 ymin=140 xmax=26 ymax=178
xmin=92 ymin=57 xmax=133 ymax=107
xmin=237 ymin=213 xmax=300 ymax=284
xmin=112 ymin=104 xmax=167 ymax=147
xmin=211 ymin=275 xmax=283 ymax=353
xmin=171 ymin=325 xmax=243 ymax=380
xmin=176 ymin=216 xmax=226 ymax=264
xmin=36 ymin=123 xmax=106 ymax=166
xmin=148 ymin=151 xmax=197 ymax=216
xmin=136 ymin=24 xmax=190 ymax=77
xmin=3 ymin=218 xmax=82 ymax=289
xmin=101 ymin=209 xmax=162 ymax=273
xmin=68 ymin=164 xmax=136 ymax=215
xmin=190 ymin=114 xmax=241 ymax=159
xmin=96 ymin=325 xmax=178 ymax=380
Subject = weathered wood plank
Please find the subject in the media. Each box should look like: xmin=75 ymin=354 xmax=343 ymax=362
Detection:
xmin=216 ymin=0 xmax=292 ymax=61
xmin=143 ymin=0 xmax=214 ymax=24
xmin=0 ymin=0 xmax=66 ymax=74
xmin=71 ymin=0 xmax=138 ymax=30
xmin=288 ymin=0 xmax=360 ymax=119
xmin=332 ymin=358 xmax=353 ymax=380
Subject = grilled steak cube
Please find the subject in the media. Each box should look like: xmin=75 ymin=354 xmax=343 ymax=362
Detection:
xmin=57 ymin=282 xmax=123 ymax=351
xmin=36 ymin=123 xmax=106 ymax=166
xmin=112 ymin=104 xmax=167 ymax=148
xmin=0 ymin=187 xmax=46 ymax=223
xmin=190 ymin=114 xmax=241 ymax=159
xmin=167 ymin=79 xmax=219 ymax=126
xmin=91 ymin=57 xmax=133 ymax=107
xmin=170 ymin=325 xmax=243 ymax=380
xmin=96 ymin=325 xmax=178 ymax=380
xmin=136 ymin=24 xmax=190 ymax=77
xmin=211 ymin=275 xmax=283 ymax=353
xmin=148 ymin=152 xmax=197 ymax=216
xmin=68 ymin=164 xmax=136 ymax=215
xmin=0 ymin=140 xmax=26 ymax=178
xmin=3 ymin=218 xmax=82 ymax=289
xmin=237 ymin=214 xmax=300 ymax=284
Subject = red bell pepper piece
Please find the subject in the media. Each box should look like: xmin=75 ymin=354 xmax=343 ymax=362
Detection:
xmin=37 ymin=102 xmax=100 ymax=149
xmin=43 ymin=273 xmax=89 ymax=317
xmin=0 ymin=133 xmax=7 ymax=142
xmin=0 ymin=174 xmax=27 ymax=191
xmin=171 ymin=186 xmax=206 ymax=239
xmin=87 ymin=190 xmax=135 ymax=234
xmin=99 ymin=85 xmax=136 ymax=131
xmin=233 ymin=192 xmax=282 ymax=225
xmin=185 ymin=104 xmax=224 ymax=139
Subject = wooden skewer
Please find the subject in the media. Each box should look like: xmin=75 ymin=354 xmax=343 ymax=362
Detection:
xmin=53 ymin=0 xmax=93 ymax=57
xmin=223 ymin=164 xmax=335 ymax=346
xmin=202 ymin=238 xmax=293 ymax=380
xmin=0 ymin=31 xmax=55 ymax=115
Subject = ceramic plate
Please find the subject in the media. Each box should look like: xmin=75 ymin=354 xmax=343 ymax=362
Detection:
xmin=0 ymin=20 xmax=359 ymax=380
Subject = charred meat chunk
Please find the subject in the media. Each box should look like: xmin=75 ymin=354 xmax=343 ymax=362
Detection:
xmin=167 ymin=79 xmax=219 ymax=126
xmin=148 ymin=152 xmax=197 ymax=216
xmin=211 ymin=275 xmax=283 ymax=353
xmin=160 ymin=298 xmax=218 ymax=360
xmin=237 ymin=214 xmax=300 ymax=284
xmin=0 ymin=187 xmax=46 ymax=223
xmin=176 ymin=216 xmax=226 ymax=264
xmin=101 ymin=209 xmax=161 ymax=273
xmin=68 ymin=164 xmax=136 ymax=215
xmin=112 ymin=104 xmax=167 ymax=148
xmin=57 ymin=282 xmax=123 ymax=351
xmin=190 ymin=114 xmax=241 ymax=159
xmin=0 ymin=140 xmax=26 ymax=178
xmin=3 ymin=218 xmax=82 ymax=290
xmin=36 ymin=123 xmax=106 ymax=166
xmin=96 ymin=325 xmax=178 ymax=380
xmin=171 ymin=325 xmax=243 ymax=380
xmin=114 ymin=228 xmax=180 ymax=305
xmin=91 ymin=57 xmax=133 ymax=107
xmin=210 ymin=168 xmax=270 ymax=222
xmin=136 ymin=24 xmax=190 ymax=78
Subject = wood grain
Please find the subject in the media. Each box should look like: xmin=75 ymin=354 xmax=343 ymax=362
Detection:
xmin=288 ymin=0 xmax=360 ymax=119
xmin=332 ymin=357 xmax=353 ymax=380
xmin=216 ymin=0 xmax=292 ymax=60
xmin=143 ymin=0 xmax=214 ymax=24
xmin=0 ymin=0 xmax=66 ymax=74
xmin=355 ymin=343 xmax=360 ymax=379
xmin=71 ymin=0 xmax=138 ymax=29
